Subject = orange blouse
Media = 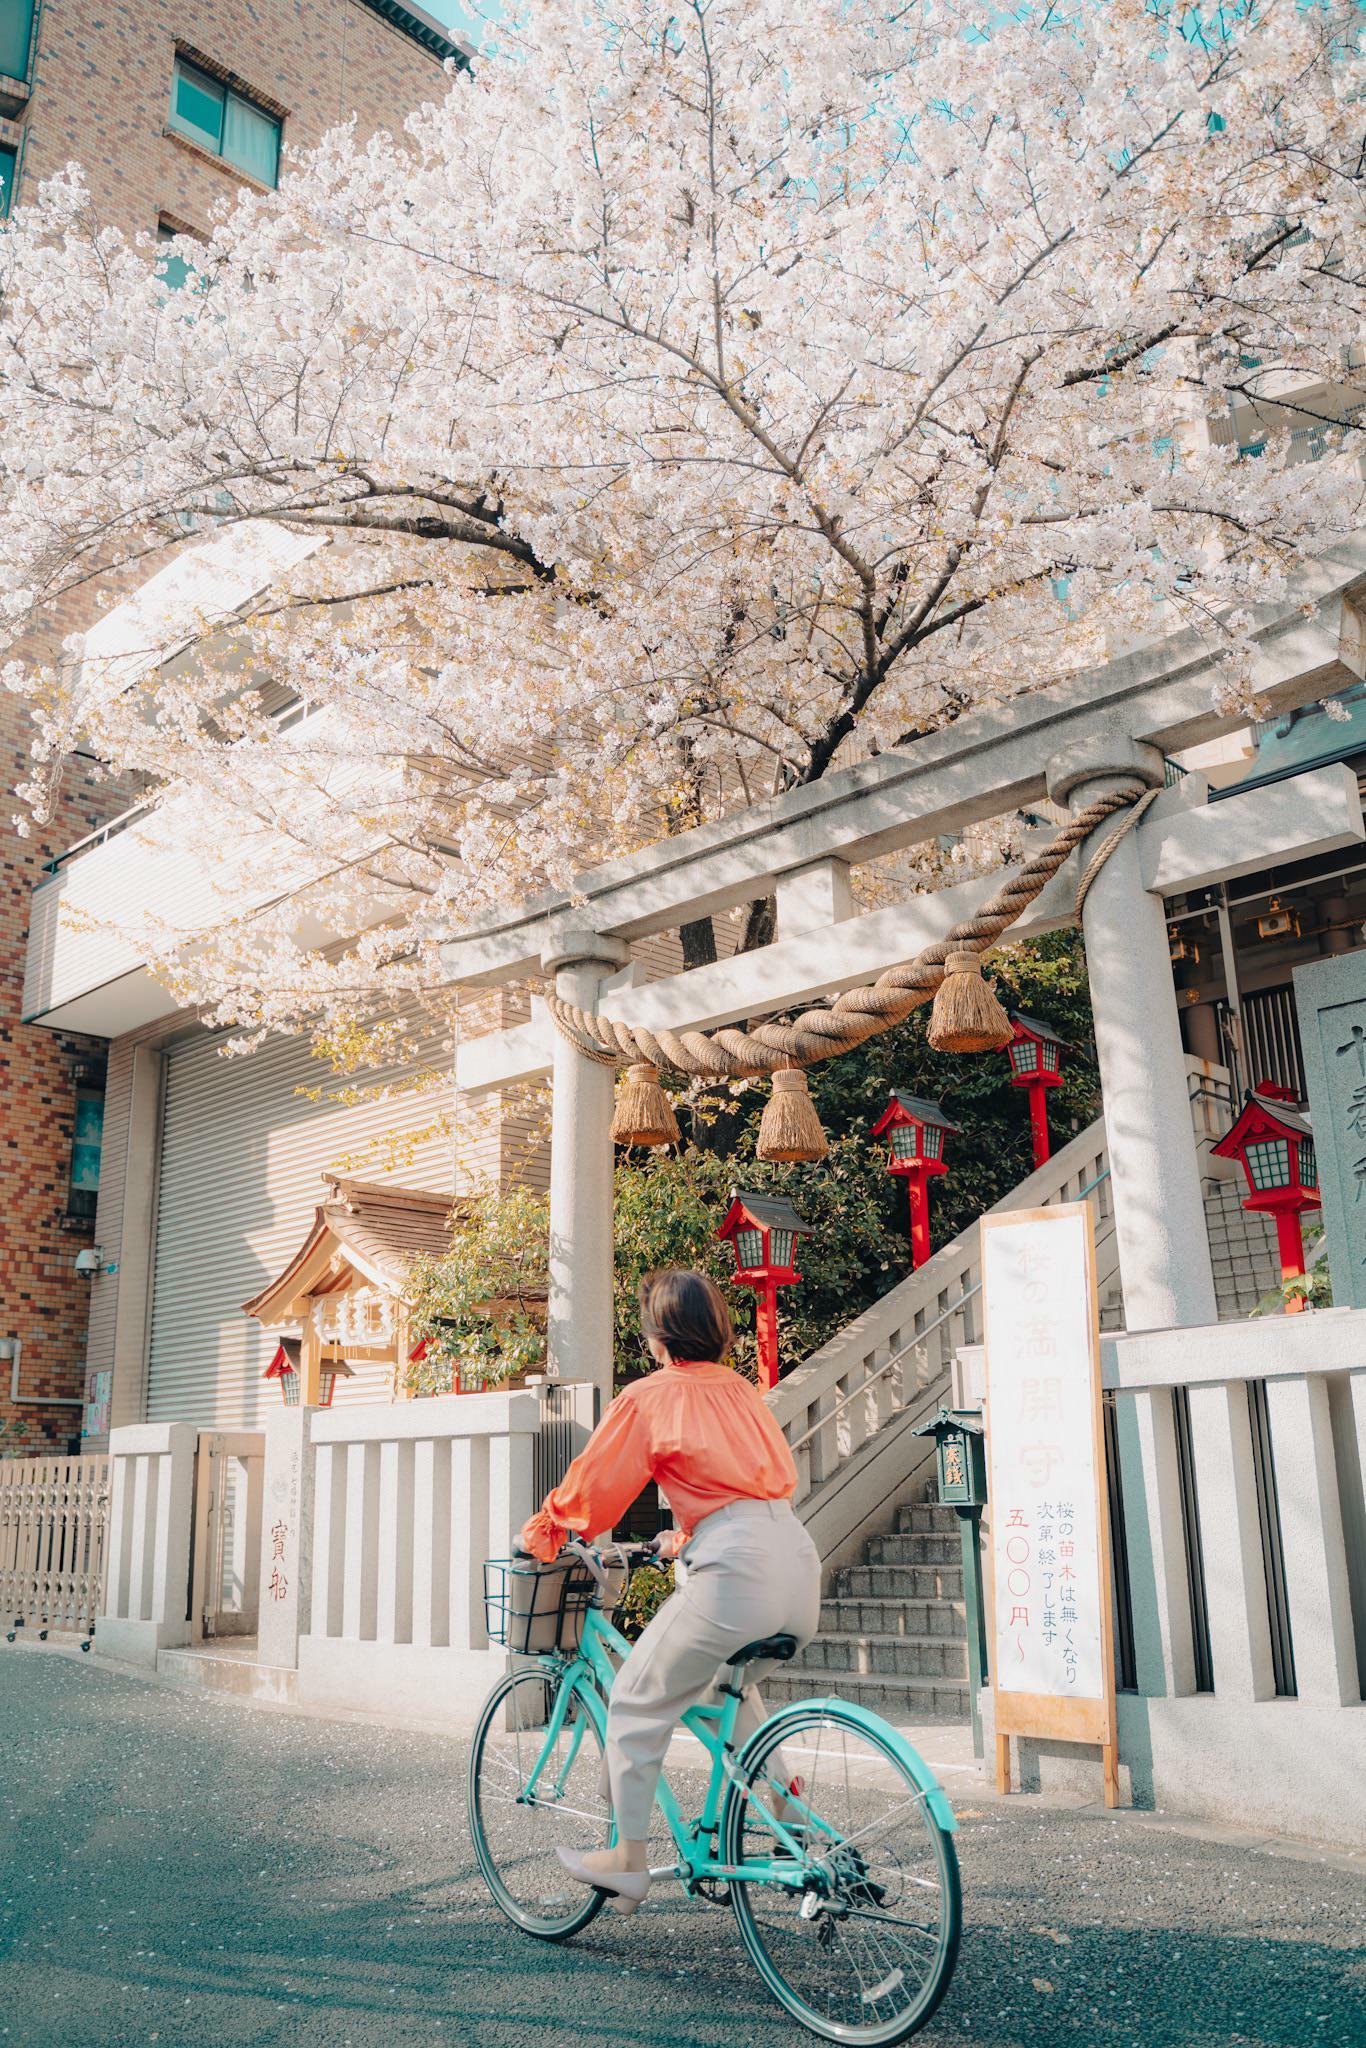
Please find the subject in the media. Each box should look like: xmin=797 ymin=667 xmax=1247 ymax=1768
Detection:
xmin=519 ymin=1360 xmax=798 ymax=1562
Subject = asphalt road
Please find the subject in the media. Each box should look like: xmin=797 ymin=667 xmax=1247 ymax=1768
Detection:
xmin=1 ymin=1651 xmax=1361 ymax=2048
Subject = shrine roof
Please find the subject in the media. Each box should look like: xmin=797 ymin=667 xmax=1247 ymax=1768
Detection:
xmin=720 ymin=1190 xmax=814 ymax=1236
xmin=1212 ymin=1091 xmax=1313 ymax=1154
xmin=1009 ymin=1011 xmax=1068 ymax=1047
xmin=325 ymin=1178 xmax=458 ymax=1274
xmin=871 ymin=1091 xmax=961 ymax=1137
xmin=243 ymin=1177 xmax=461 ymax=1324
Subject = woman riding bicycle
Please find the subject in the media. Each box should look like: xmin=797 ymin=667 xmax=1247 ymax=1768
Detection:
xmin=518 ymin=1266 xmax=821 ymax=1915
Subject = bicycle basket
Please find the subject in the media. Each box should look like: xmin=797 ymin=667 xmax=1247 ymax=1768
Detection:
xmin=484 ymin=1553 xmax=600 ymax=1655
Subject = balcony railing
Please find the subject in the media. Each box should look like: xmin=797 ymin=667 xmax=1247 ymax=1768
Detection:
xmin=43 ymin=795 xmax=157 ymax=875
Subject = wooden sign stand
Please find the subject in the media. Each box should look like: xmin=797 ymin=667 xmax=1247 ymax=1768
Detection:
xmin=981 ymin=1204 xmax=1121 ymax=1810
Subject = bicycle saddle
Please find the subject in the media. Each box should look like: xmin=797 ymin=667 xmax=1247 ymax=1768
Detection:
xmin=726 ymin=1632 xmax=798 ymax=1666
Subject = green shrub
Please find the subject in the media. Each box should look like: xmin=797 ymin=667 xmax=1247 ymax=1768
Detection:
xmin=1252 ymin=1229 xmax=1331 ymax=1316
xmin=404 ymin=1183 xmax=549 ymax=1392
xmin=615 ymin=1560 xmax=675 ymax=1641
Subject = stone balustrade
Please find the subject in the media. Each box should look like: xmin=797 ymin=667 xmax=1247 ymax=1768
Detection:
xmin=97 ymin=1382 xmax=595 ymax=1717
xmin=98 ymin=1422 xmax=198 ymax=1666
xmin=297 ymin=1388 xmax=538 ymax=1718
xmin=769 ymin=1119 xmax=1118 ymax=1571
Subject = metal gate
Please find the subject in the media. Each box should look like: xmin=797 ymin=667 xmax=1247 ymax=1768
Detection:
xmin=1217 ymin=984 xmax=1306 ymax=1102
xmin=0 ymin=1455 xmax=109 ymax=1643
xmin=190 ymin=1432 xmax=265 ymax=1641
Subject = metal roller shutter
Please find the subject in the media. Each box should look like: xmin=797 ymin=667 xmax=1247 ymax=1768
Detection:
xmin=146 ymin=1025 xmax=455 ymax=1428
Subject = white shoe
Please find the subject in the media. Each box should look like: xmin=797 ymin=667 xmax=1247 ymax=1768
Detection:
xmin=555 ymin=1846 xmax=651 ymax=1915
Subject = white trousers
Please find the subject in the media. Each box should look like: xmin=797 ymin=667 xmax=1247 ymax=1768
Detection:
xmin=605 ymin=1498 xmax=821 ymax=1840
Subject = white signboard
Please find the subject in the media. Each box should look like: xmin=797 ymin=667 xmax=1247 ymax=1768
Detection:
xmin=982 ymin=1205 xmax=1112 ymax=1731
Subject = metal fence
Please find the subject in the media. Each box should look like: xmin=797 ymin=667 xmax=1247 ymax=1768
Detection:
xmin=1217 ymin=984 xmax=1306 ymax=1103
xmin=0 ymin=1454 xmax=110 ymax=1642
xmin=532 ymin=1382 xmax=589 ymax=1503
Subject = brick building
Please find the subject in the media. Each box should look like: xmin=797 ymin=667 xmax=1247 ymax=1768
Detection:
xmin=0 ymin=1 xmax=467 ymax=1452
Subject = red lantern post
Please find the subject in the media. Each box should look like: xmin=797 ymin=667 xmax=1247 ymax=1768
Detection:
xmin=716 ymin=1192 xmax=814 ymax=1391
xmin=869 ymin=1093 xmax=961 ymax=1269
xmin=1212 ymin=1084 xmax=1320 ymax=1308
xmin=1005 ymin=1013 xmax=1066 ymax=1170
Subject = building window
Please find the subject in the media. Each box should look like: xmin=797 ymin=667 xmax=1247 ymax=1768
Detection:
xmin=0 ymin=1 xmax=35 ymax=82
xmin=156 ymin=219 xmax=209 ymax=292
xmin=0 ymin=140 xmax=15 ymax=217
xmin=67 ymin=1084 xmax=105 ymax=1223
xmin=168 ymin=55 xmax=281 ymax=188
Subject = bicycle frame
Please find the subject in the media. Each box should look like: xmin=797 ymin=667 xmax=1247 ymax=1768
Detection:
xmin=516 ymin=1602 xmax=827 ymax=1887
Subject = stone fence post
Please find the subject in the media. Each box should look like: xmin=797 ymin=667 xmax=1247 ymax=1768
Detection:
xmin=97 ymin=1422 xmax=197 ymax=1666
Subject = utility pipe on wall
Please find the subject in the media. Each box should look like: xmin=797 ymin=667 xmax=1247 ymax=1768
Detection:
xmin=2 ymin=1337 xmax=84 ymax=1408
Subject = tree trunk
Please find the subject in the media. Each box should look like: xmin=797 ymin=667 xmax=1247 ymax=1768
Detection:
xmin=739 ymin=895 xmax=777 ymax=952
xmin=680 ymin=915 xmax=718 ymax=969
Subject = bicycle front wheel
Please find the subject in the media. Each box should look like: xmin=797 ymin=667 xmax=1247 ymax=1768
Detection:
xmin=721 ymin=1705 xmax=961 ymax=2044
xmin=468 ymin=1665 xmax=612 ymax=1940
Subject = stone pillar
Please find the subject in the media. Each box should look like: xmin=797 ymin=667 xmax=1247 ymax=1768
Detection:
xmin=1048 ymin=739 xmax=1218 ymax=1333
xmin=543 ymin=929 xmax=630 ymax=1412
xmin=774 ymin=858 xmax=855 ymax=940
xmin=256 ymin=1405 xmax=316 ymax=1672
xmin=1185 ymin=1381 xmax=1275 ymax=1701
xmin=1263 ymin=1374 xmax=1359 ymax=1705
xmin=1111 ymin=1388 xmax=1196 ymax=1697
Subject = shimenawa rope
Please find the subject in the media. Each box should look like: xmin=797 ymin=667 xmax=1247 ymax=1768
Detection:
xmin=546 ymin=785 xmax=1150 ymax=1081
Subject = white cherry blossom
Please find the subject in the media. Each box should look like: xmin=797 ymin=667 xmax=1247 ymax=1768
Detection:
xmin=0 ymin=0 xmax=1362 ymax=1041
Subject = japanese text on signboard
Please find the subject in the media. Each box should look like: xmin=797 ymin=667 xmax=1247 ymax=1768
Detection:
xmin=983 ymin=1211 xmax=1105 ymax=1699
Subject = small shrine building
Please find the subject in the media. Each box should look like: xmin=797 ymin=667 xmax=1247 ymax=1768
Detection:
xmin=243 ymin=1178 xmax=457 ymax=1407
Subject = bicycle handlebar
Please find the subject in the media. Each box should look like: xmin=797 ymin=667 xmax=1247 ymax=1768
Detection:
xmin=511 ymin=1534 xmax=661 ymax=1593
xmin=560 ymin=1534 xmax=659 ymax=1590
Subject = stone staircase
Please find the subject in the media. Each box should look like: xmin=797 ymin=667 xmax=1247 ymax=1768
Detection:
xmin=764 ymin=1495 xmax=971 ymax=1722
xmin=769 ymin=1114 xmax=1120 ymax=1582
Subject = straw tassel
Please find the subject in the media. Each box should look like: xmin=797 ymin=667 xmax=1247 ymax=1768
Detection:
xmin=756 ymin=1066 xmax=829 ymax=1163
xmin=927 ymin=949 xmax=1014 ymax=1054
xmin=610 ymin=1062 xmax=681 ymax=1148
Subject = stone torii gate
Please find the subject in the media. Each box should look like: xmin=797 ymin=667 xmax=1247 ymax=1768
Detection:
xmin=441 ymin=542 xmax=1366 ymax=1412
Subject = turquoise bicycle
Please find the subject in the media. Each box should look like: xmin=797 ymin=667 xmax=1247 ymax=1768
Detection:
xmin=468 ymin=1537 xmax=961 ymax=2044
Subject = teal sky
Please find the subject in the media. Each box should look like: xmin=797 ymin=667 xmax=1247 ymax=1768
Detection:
xmin=421 ymin=1 xmax=497 ymax=48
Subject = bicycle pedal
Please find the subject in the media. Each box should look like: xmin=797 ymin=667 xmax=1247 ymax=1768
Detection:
xmin=689 ymin=1877 xmax=731 ymax=1908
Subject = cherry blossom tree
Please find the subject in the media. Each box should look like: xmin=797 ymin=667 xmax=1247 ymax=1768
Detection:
xmin=1 ymin=0 xmax=1363 ymax=1039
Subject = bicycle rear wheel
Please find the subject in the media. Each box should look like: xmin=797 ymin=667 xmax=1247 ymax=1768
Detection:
xmin=468 ymin=1665 xmax=611 ymax=1940
xmin=721 ymin=1705 xmax=960 ymax=2043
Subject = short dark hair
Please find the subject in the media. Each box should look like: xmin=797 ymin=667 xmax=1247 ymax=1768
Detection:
xmin=639 ymin=1268 xmax=734 ymax=1364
